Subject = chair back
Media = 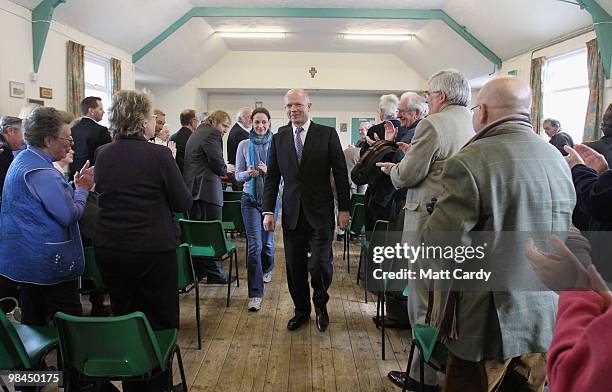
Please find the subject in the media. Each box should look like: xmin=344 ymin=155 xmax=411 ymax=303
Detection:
xmin=83 ymin=247 xmax=104 ymax=290
xmin=176 ymin=244 xmax=196 ymax=291
xmin=349 ymin=203 xmax=366 ymax=236
xmin=350 ymin=193 xmax=365 ymax=213
xmin=174 ymin=212 xmax=187 ymax=221
xmin=179 ymin=219 xmax=229 ymax=257
xmin=223 ymin=191 xmax=242 ymax=202
xmin=222 ymin=200 xmax=245 ymax=232
xmin=55 ymin=311 xmax=167 ymax=377
xmin=0 ymin=312 xmax=31 ymax=369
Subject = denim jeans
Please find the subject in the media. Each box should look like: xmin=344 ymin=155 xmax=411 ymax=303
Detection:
xmin=241 ymin=193 xmax=276 ymax=298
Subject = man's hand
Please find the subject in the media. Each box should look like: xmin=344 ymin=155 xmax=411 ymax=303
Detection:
xmin=227 ymin=163 xmax=236 ymax=174
xmin=365 ymin=135 xmax=375 ymax=146
xmin=74 ymin=160 xmax=95 ymax=191
xmin=258 ymin=161 xmax=267 ymax=174
xmin=337 ymin=211 xmax=350 ymax=230
xmin=587 ymin=264 xmax=612 ymax=309
xmin=384 ymin=120 xmax=398 ymax=141
xmin=376 ymin=162 xmax=395 ymax=176
xmin=263 ymin=214 xmax=275 ymax=232
xmin=167 ymin=140 xmax=177 ymax=159
xmin=525 ymin=235 xmax=591 ymax=291
xmin=397 ymin=142 xmax=411 ymax=153
xmin=575 ymin=144 xmax=608 ymax=174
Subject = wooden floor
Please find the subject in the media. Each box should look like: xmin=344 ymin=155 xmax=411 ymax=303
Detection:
xmin=174 ymin=229 xmax=412 ymax=392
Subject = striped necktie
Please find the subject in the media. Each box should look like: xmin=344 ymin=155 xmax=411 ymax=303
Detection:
xmin=295 ymin=127 xmax=304 ymax=162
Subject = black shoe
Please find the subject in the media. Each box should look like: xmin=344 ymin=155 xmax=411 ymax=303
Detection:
xmin=287 ymin=314 xmax=310 ymax=331
xmin=206 ymin=275 xmax=236 ymax=285
xmin=315 ymin=307 xmax=329 ymax=332
xmin=387 ymin=371 xmax=439 ymax=391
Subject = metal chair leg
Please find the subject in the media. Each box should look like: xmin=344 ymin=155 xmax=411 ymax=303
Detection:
xmin=381 ymin=291 xmax=385 ymax=360
xmin=176 ymin=345 xmax=188 ymax=391
xmin=403 ymin=342 xmax=416 ymax=392
xmin=227 ymin=254 xmax=232 ymax=307
xmin=235 ymin=250 xmax=240 ymax=288
xmin=356 ymin=246 xmax=362 ymax=284
xmin=419 ymin=351 xmax=424 ymax=392
xmin=195 ymin=281 xmax=202 ymax=350
xmin=364 ymin=251 xmax=368 ymax=303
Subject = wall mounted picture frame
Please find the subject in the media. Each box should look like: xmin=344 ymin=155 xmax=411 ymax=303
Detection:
xmin=39 ymin=87 xmax=53 ymax=99
xmin=9 ymin=81 xmax=25 ymax=98
xmin=255 ymin=100 xmax=263 ymax=109
xmin=28 ymin=98 xmax=44 ymax=107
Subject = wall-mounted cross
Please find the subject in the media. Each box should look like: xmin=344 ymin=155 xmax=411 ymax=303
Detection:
xmin=309 ymin=67 xmax=317 ymax=78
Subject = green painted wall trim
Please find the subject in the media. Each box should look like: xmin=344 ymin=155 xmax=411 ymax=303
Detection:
xmin=32 ymin=0 xmax=65 ymax=73
xmin=577 ymin=0 xmax=612 ymax=78
xmin=132 ymin=7 xmax=502 ymax=67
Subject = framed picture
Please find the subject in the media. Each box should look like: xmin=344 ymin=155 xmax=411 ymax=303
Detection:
xmin=9 ymin=81 xmax=25 ymax=98
xmin=255 ymin=100 xmax=263 ymax=109
xmin=28 ymin=98 xmax=44 ymax=106
xmin=340 ymin=123 xmax=348 ymax=132
xmin=39 ymin=87 xmax=53 ymax=99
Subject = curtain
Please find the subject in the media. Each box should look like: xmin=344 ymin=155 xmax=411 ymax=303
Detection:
xmin=530 ymin=57 xmax=546 ymax=135
xmin=583 ymin=38 xmax=605 ymax=142
xmin=67 ymin=40 xmax=85 ymax=118
xmin=110 ymin=58 xmax=121 ymax=96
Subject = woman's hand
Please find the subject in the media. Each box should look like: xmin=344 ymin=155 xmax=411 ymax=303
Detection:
xmin=258 ymin=161 xmax=267 ymax=174
xmin=247 ymin=166 xmax=260 ymax=177
xmin=74 ymin=160 xmax=95 ymax=191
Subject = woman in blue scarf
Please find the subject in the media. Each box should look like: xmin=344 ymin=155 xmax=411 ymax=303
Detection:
xmin=235 ymin=108 xmax=277 ymax=311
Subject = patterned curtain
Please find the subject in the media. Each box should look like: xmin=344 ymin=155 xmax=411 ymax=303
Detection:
xmin=583 ymin=38 xmax=605 ymax=142
xmin=530 ymin=57 xmax=546 ymax=135
xmin=110 ymin=58 xmax=121 ymax=96
xmin=67 ymin=40 xmax=85 ymax=118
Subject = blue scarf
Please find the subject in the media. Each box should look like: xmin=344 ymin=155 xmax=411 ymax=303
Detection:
xmin=247 ymin=129 xmax=273 ymax=204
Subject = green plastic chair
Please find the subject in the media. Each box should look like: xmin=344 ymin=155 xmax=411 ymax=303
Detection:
xmin=0 ymin=311 xmax=58 ymax=371
xmin=55 ymin=311 xmax=187 ymax=391
xmin=82 ymin=247 xmax=104 ymax=291
xmin=223 ymin=190 xmax=243 ymax=202
xmin=177 ymin=244 xmax=201 ymax=350
xmin=344 ymin=203 xmax=366 ymax=274
xmin=350 ymin=193 xmax=365 ymax=215
xmin=402 ymin=323 xmax=448 ymax=392
xmin=222 ymin=200 xmax=245 ymax=235
xmin=179 ymin=219 xmax=240 ymax=307
xmin=175 ymin=212 xmax=188 ymax=221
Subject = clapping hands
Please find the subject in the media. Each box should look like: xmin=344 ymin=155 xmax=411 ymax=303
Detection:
xmin=74 ymin=160 xmax=95 ymax=191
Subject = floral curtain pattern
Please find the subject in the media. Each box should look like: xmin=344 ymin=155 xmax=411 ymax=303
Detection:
xmin=530 ymin=56 xmax=546 ymax=135
xmin=111 ymin=58 xmax=121 ymax=96
xmin=583 ymin=38 xmax=605 ymax=142
xmin=67 ymin=40 xmax=85 ymax=118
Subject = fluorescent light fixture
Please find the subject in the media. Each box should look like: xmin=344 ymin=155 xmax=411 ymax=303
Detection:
xmin=343 ymin=34 xmax=414 ymax=41
xmin=217 ymin=32 xmax=286 ymax=39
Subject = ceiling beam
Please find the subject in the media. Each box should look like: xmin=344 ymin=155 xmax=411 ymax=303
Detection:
xmin=577 ymin=0 xmax=612 ymax=78
xmin=32 ymin=0 xmax=65 ymax=73
xmin=132 ymin=7 xmax=502 ymax=68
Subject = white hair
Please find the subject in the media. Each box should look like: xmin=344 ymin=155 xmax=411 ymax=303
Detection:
xmin=428 ymin=69 xmax=471 ymax=107
xmin=235 ymin=107 xmax=253 ymax=123
xmin=400 ymin=92 xmax=429 ymax=117
xmin=378 ymin=94 xmax=399 ymax=119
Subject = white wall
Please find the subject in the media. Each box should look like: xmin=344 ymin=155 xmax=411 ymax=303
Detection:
xmin=500 ymin=31 xmax=611 ymax=109
xmin=0 ymin=0 xmax=135 ymax=116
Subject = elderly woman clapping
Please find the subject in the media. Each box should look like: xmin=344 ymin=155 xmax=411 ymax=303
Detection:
xmin=0 ymin=107 xmax=94 ymax=326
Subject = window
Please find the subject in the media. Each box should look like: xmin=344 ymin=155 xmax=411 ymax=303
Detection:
xmin=84 ymin=51 xmax=111 ymax=127
xmin=543 ymin=49 xmax=589 ymax=143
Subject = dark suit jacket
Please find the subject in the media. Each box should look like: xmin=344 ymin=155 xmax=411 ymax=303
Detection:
xmin=183 ymin=124 xmax=227 ymax=207
xmin=262 ymin=122 xmax=350 ymax=230
xmin=549 ymin=130 xmax=574 ymax=156
xmin=227 ymin=123 xmax=249 ymax=165
xmin=584 ymin=135 xmax=612 ymax=165
xmin=93 ymin=137 xmax=192 ymax=252
xmin=69 ymin=117 xmax=111 ymax=179
xmin=169 ymin=126 xmax=193 ymax=174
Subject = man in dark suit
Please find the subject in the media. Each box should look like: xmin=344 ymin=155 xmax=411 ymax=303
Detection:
xmin=170 ymin=109 xmax=198 ymax=173
xmin=226 ymin=107 xmax=252 ymax=191
xmin=544 ymin=118 xmax=574 ymax=156
xmin=262 ymin=89 xmax=350 ymax=332
xmin=0 ymin=116 xmax=24 ymax=204
xmin=69 ymin=96 xmax=111 ymax=179
xmin=183 ymin=111 xmax=231 ymax=283
xmin=584 ymin=102 xmax=612 ymax=165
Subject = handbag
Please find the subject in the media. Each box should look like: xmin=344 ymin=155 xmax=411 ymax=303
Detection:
xmin=351 ymin=140 xmax=398 ymax=186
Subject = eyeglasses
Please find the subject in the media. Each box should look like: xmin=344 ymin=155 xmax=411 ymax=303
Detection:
xmin=425 ymin=90 xmax=441 ymax=98
xmin=470 ymin=104 xmax=482 ymax=113
xmin=57 ymin=136 xmax=73 ymax=143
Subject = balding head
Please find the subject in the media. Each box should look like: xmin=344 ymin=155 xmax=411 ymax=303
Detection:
xmin=236 ymin=107 xmax=253 ymax=128
xmin=284 ymin=88 xmax=312 ymax=126
xmin=472 ymin=77 xmax=532 ymax=132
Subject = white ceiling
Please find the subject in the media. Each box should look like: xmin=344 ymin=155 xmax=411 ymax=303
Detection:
xmin=10 ymin=0 xmax=602 ymax=85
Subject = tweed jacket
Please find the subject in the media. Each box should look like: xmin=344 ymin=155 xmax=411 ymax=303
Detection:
xmin=389 ymin=104 xmax=473 ymax=233
xmin=422 ymin=115 xmax=576 ymax=361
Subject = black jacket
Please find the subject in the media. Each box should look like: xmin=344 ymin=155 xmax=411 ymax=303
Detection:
xmin=183 ymin=124 xmax=227 ymax=207
xmin=94 ymin=137 xmax=192 ymax=252
xmin=0 ymin=135 xmax=14 ymax=204
xmin=584 ymin=135 xmax=612 ymax=166
xmin=70 ymin=117 xmax=111 ymax=179
xmin=262 ymin=122 xmax=350 ymax=230
xmin=227 ymin=123 xmax=249 ymax=165
xmin=169 ymin=126 xmax=193 ymax=174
